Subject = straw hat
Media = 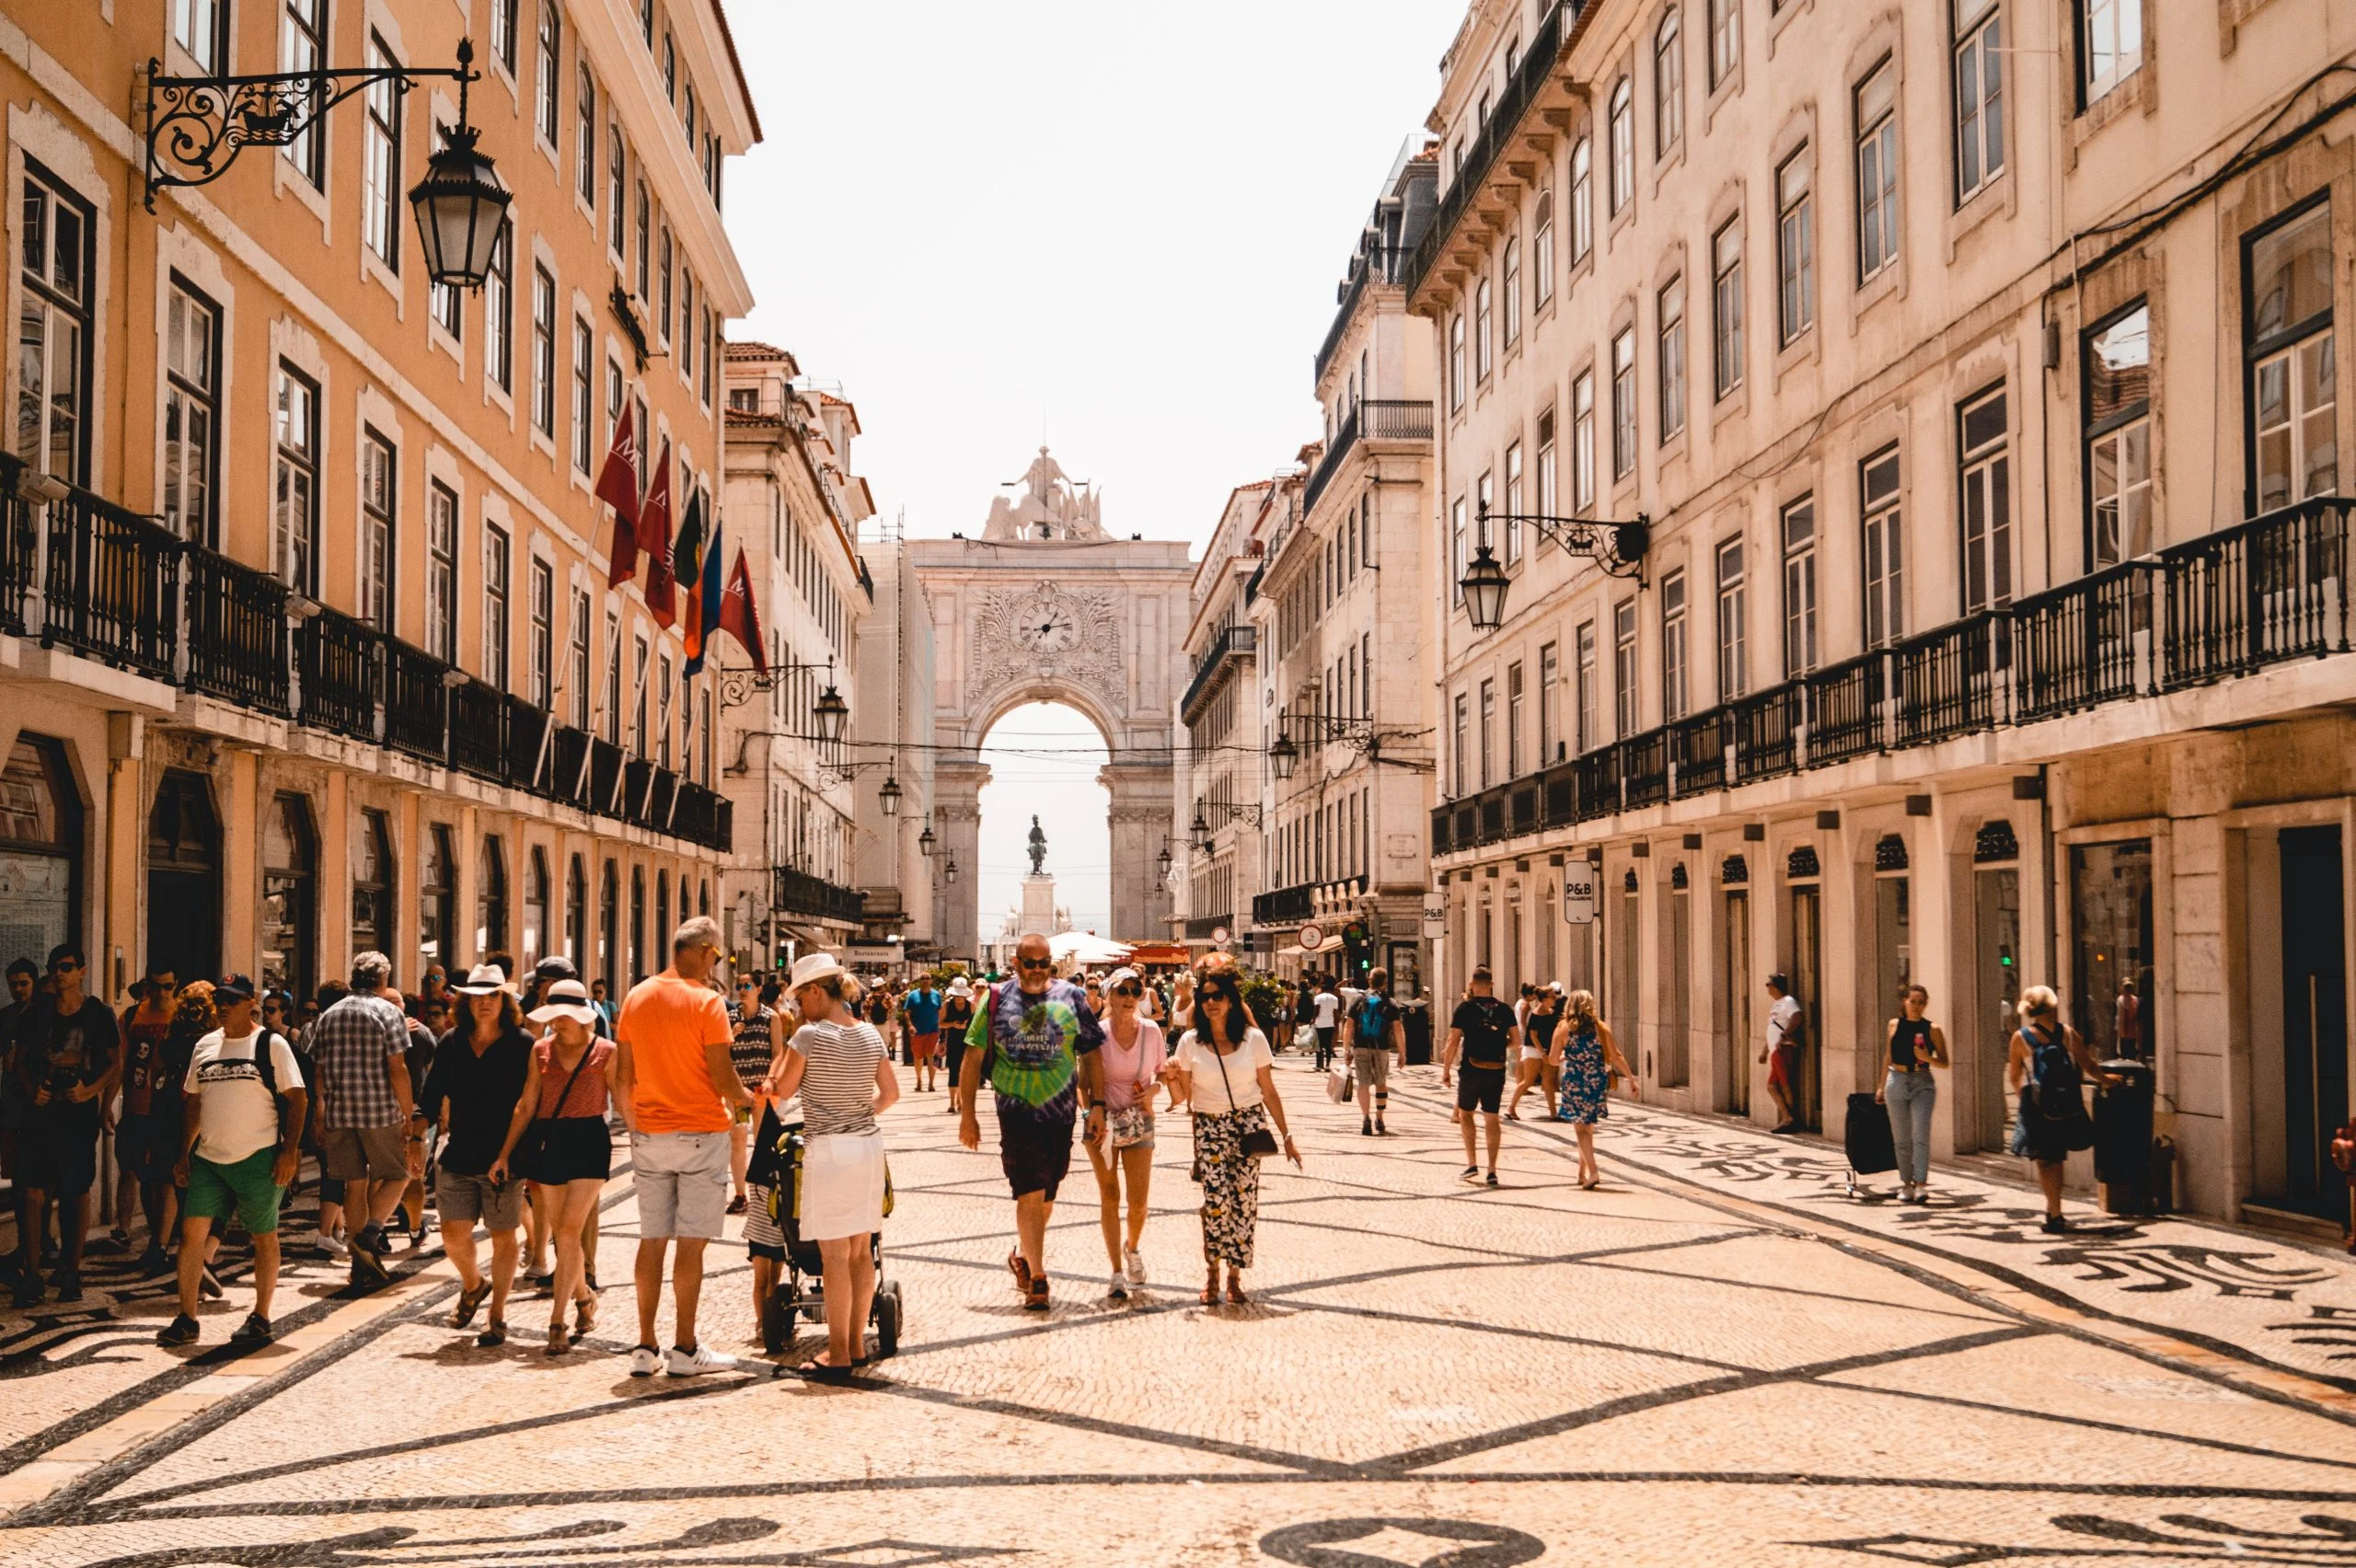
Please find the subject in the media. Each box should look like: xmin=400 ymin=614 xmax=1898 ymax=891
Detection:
xmin=525 ymin=978 xmax=599 ymax=1028
xmin=453 ymin=962 xmax=516 ymax=997
xmin=788 ymin=951 xmax=848 ymax=992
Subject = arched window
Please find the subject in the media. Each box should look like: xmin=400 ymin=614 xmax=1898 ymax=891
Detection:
xmin=599 ymin=858 xmax=618 ymax=992
xmin=525 ymin=846 xmax=550 ymax=969
xmin=477 ymin=834 xmax=510 ymax=961
xmin=148 ymin=769 xmax=222 ymax=985
xmin=262 ymin=793 xmax=318 ymax=1002
xmin=352 ymin=808 xmax=395 ymax=972
xmin=566 ymin=852 xmax=587 ymax=967
xmin=629 ymin=864 xmax=646 ymax=982
xmin=1655 ymin=9 xmax=1683 ymax=156
xmin=0 ymin=735 xmax=81 ymax=966
xmin=422 ymin=824 xmax=456 ymax=977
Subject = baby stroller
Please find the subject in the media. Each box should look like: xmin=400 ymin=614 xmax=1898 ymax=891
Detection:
xmin=754 ymin=1109 xmax=905 ymax=1358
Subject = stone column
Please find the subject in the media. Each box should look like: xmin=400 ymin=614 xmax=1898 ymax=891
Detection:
xmin=934 ymin=757 xmax=988 ymax=964
xmin=1103 ymin=760 xmax=1173 ymax=944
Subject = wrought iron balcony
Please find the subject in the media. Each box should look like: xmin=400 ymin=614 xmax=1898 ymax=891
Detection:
xmin=385 ymin=641 xmax=452 ymax=762
xmin=1403 ymin=0 xmax=1570 ymax=301
xmin=1428 ymin=498 xmax=2354 ymax=858
xmin=183 ymin=547 xmax=291 ymax=715
xmin=1302 ymin=400 xmax=1434 ymax=514
xmin=297 ymin=605 xmax=382 ymax=741
xmin=1182 ymin=624 xmax=1256 ymax=725
xmin=448 ymin=676 xmax=509 ymax=781
xmin=1253 ymin=882 xmax=1315 ymax=927
xmin=44 ymin=486 xmax=179 ymax=680
xmin=1183 ymin=913 xmax=1232 ymax=940
xmin=773 ymin=864 xmax=865 ymax=925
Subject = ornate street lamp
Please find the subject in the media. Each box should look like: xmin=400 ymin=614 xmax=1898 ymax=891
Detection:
xmin=1268 ymin=732 xmax=1299 ymax=781
xmin=1156 ymin=843 xmax=1172 ymax=875
xmin=1190 ymin=806 xmax=1210 ymax=837
xmin=944 ymin=856 xmax=959 ymax=884
xmin=1460 ymin=545 xmax=1511 ymax=632
xmin=918 ymin=825 xmax=937 ymax=857
xmin=878 ymin=774 xmax=901 ymax=815
xmin=408 ymin=118 xmax=512 ymax=288
xmin=812 ymin=684 xmax=849 ymax=744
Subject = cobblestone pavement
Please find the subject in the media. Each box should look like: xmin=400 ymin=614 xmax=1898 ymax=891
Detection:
xmin=5 ymin=1058 xmax=2356 ymax=1566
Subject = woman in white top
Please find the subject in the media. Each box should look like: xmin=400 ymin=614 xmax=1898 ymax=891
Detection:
xmin=1169 ymin=967 xmax=1300 ymax=1306
xmin=768 ymin=951 xmax=898 ymax=1378
xmin=1087 ymin=967 xmax=1168 ymax=1300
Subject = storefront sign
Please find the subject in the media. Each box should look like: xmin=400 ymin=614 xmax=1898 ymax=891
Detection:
xmin=1563 ymin=864 xmax=1599 ymax=925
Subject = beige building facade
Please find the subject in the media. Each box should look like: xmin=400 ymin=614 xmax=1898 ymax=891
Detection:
xmin=1414 ymin=0 xmax=2356 ymax=1227
xmin=0 ymin=0 xmax=753 ymax=1000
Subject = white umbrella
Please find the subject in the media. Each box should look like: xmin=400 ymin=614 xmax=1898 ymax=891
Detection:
xmin=1048 ymin=930 xmax=1132 ymax=968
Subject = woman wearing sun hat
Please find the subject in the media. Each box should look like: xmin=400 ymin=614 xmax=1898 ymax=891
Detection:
xmin=490 ymin=978 xmax=614 ymax=1355
xmin=939 ymin=976 xmax=976 ymax=1115
xmin=768 ymin=951 xmax=897 ymax=1378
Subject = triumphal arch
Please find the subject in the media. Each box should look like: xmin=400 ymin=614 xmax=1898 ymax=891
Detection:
xmin=910 ymin=449 xmax=1192 ymax=958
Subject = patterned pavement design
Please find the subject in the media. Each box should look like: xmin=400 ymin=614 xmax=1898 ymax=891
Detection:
xmin=2 ymin=1057 xmax=2354 ymax=1566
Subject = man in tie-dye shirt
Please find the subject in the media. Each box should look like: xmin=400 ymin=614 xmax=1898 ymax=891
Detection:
xmin=957 ymin=932 xmax=1103 ymax=1309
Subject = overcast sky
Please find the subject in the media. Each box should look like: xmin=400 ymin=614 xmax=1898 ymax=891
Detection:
xmin=724 ymin=1 xmax=1452 ymax=939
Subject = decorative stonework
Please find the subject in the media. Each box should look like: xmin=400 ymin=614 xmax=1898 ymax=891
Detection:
xmin=968 ymin=579 xmax=1124 ymax=698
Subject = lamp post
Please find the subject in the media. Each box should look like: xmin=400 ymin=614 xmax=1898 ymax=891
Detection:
xmin=812 ymin=684 xmax=849 ymax=744
xmin=1460 ymin=545 xmax=1511 ymax=632
xmin=878 ymin=774 xmax=901 ymax=815
xmin=918 ymin=825 xmax=936 ymax=857
xmin=1268 ymin=732 xmax=1299 ymax=781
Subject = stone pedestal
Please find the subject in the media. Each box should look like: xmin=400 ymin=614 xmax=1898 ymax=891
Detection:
xmin=1019 ymin=872 xmax=1057 ymax=936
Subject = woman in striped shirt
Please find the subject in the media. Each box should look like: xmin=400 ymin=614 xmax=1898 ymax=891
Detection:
xmin=769 ymin=951 xmax=898 ymax=1378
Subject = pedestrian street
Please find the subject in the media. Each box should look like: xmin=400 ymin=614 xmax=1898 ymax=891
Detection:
xmin=4 ymin=1058 xmax=2354 ymax=1568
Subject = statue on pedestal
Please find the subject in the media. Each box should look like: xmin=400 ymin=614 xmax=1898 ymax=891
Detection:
xmin=1027 ymin=815 xmax=1048 ymax=876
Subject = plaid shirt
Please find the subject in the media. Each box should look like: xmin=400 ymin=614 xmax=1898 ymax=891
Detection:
xmin=307 ymin=994 xmax=410 ymax=1129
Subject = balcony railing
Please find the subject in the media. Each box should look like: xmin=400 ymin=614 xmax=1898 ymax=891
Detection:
xmin=622 ymin=758 xmax=657 ymax=827
xmin=1429 ymin=499 xmax=2356 ymax=859
xmin=183 ymin=548 xmax=290 ymax=715
xmin=1301 ymin=400 xmax=1435 ymax=514
xmin=1252 ymin=882 xmax=1315 ymax=927
xmin=1182 ymin=624 xmax=1256 ymax=724
xmin=1183 ymin=913 xmax=1232 ymax=940
xmin=0 ymin=472 xmax=729 ymax=852
xmin=773 ymin=864 xmax=865 ymax=925
xmin=1403 ymin=0 xmax=1569 ymax=300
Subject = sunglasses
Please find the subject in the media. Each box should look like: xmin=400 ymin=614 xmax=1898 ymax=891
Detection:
xmin=49 ymin=960 xmax=78 ymax=974
xmin=1113 ymin=985 xmax=1141 ymax=997
xmin=1016 ymin=958 xmax=1054 ymax=971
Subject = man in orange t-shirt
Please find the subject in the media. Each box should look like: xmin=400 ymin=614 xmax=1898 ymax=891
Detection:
xmin=613 ymin=916 xmax=750 ymax=1378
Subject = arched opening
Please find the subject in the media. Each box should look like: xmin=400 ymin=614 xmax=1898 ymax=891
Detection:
xmin=524 ymin=846 xmax=549 ymax=970
xmin=975 ymin=700 xmax=1110 ymax=968
xmin=352 ymin=808 xmax=395 ymax=973
xmin=422 ymin=824 xmax=456 ymax=978
xmin=476 ymin=834 xmax=510 ymax=961
xmin=565 ymin=852 xmax=587 ymax=971
xmin=598 ymin=859 xmax=618 ymax=993
xmin=0 ymin=736 xmax=83 ymax=968
xmin=147 ymin=769 xmax=221 ymax=985
xmin=262 ymin=792 xmax=317 ymax=1002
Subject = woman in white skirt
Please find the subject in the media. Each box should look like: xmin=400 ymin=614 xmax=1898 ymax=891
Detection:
xmin=769 ymin=951 xmax=898 ymax=1378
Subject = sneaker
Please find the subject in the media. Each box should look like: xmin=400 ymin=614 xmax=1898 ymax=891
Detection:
xmin=137 ymin=1247 xmax=169 ymax=1276
xmin=1361 ymin=1118 xmax=1374 ymax=1136
xmin=230 ymin=1312 xmax=272 ymax=1347
xmin=664 ymin=1343 xmax=738 ymax=1377
xmin=1124 ymin=1245 xmax=1146 ymax=1286
xmin=628 ymin=1344 xmax=662 ymax=1377
xmin=2040 ymin=1215 xmax=2067 ymax=1235
xmin=348 ymin=1226 xmax=388 ymax=1275
xmin=156 ymin=1313 xmax=201 ymax=1346
xmin=1484 ymin=1171 xmax=1500 ymax=1188
xmin=1461 ymin=1166 xmax=1481 ymax=1183
xmin=1108 ymin=1271 xmax=1128 ymax=1301
xmin=52 ymin=1269 xmax=82 ymax=1303
xmin=313 ymin=1232 xmax=349 ymax=1261
xmin=725 ymin=1193 xmax=748 ymax=1216
xmin=1022 ymin=1277 xmax=1051 ymax=1313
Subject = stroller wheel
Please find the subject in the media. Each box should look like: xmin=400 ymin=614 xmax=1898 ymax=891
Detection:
xmin=760 ymin=1288 xmax=795 ymax=1355
xmin=872 ymin=1279 xmax=903 ymax=1359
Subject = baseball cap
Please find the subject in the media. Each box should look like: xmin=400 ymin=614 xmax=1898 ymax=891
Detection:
xmin=214 ymin=973 xmax=257 ymax=1003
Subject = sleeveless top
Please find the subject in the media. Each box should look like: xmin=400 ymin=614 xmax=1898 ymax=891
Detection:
xmin=791 ymin=1019 xmax=887 ymax=1139
xmin=534 ymin=1039 xmax=614 ymax=1118
xmin=1890 ymin=1017 xmax=1933 ymax=1067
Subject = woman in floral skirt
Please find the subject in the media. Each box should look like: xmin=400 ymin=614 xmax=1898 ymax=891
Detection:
xmin=1171 ymin=968 xmax=1300 ymax=1305
xmin=1550 ymin=988 xmax=1632 ymax=1190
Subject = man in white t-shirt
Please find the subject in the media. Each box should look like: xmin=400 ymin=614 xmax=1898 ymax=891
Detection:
xmin=1758 ymin=973 xmax=1807 ymax=1135
xmin=158 ymin=975 xmax=306 ymax=1350
xmin=1311 ymin=982 xmax=1341 ymax=1072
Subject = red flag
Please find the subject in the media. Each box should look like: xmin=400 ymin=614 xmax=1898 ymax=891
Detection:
xmin=641 ymin=440 xmax=677 ymax=628
xmin=595 ymin=401 xmax=641 ymax=588
xmin=716 ymin=547 xmax=767 ymax=672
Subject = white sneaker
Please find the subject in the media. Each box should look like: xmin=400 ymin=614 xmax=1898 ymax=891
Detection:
xmin=315 ymin=1232 xmax=349 ymax=1260
xmin=664 ymin=1343 xmax=737 ymax=1377
xmin=1124 ymin=1245 xmax=1145 ymax=1285
xmin=628 ymin=1345 xmax=661 ymax=1378
xmin=1108 ymin=1270 xmax=1129 ymax=1300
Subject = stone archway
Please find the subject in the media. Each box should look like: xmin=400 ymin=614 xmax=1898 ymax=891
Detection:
xmin=912 ymin=448 xmax=1193 ymax=960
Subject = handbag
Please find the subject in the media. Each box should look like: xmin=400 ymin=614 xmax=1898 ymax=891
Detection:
xmin=1109 ymin=1105 xmax=1152 ymax=1148
xmin=1325 ymin=1062 xmax=1354 ymax=1103
xmin=1209 ymin=1040 xmax=1281 ymax=1159
xmin=514 ymin=1043 xmax=595 ymax=1179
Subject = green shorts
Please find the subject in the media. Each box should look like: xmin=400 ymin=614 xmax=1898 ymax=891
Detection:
xmin=184 ymin=1147 xmax=286 ymax=1235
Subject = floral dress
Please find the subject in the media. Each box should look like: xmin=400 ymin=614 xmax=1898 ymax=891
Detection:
xmin=1554 ymin=1020 xmax=1611 ymax=1124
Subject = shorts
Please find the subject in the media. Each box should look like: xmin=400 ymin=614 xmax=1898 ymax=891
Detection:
xmin=744 ymin=1180 xmax=786 ymax=1261
xmin=17 ymin=1111 xmax=100 ymax=1196
xmin=322 ymin=1124 xmax=408 ymax=1182
xmin=1457 ymin=1065 xmax=1507 ymax=1115
xmin=115 ymin=1112 xmax=180 ymax=1185
xmin=1768 ymin=1043 xmax=1803 ymax=1094
xmin=1352 ymin=1046 xmax=1391 ymax=1090
xmin=184 ymin=1147 xmax=286 ymax=1235
xmin=630 ymin=1130 xmax=730 ymax=1239
xmin=436 ymin=1170 xmax=525 ymax=1229
xmin=910 ymin=1031 xmax=941 ymax=1062
xmin=520 ymin=1117 xmax=613 ymax=1184
xmin=998 ymin=1101 xmax=1076 ymax=1202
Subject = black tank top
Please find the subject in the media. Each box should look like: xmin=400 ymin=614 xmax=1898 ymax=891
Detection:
xmin=1891 ymin=1016 xmax=1932 ymax=1067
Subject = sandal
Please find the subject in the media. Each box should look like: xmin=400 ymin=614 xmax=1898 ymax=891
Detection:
xmin=544 ymin=1322 xmax=571 ymax=1357
xmin=452 ymin=1280 xmax=491 ymax=1329
xmin=475 ymin=1320 xmax=507 ymax=1348
xmin=1023 ymin=1275 xmax=1050 ymax=1312
xmin=572 ymin=1293 xmax=598 ymax=1343
xmin=796 ymin=1356 xmax=851 ymax=1381
xmin=1225 ymin=1276 xmax=1248 ymax=1305
xmin=1007 ymin=1250 xmax=1032 ymax=1292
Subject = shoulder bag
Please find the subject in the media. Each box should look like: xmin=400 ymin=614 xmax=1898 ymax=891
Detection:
xmin=514 ymin=1043 xmax=595 ymax=1181
xmin=1208 ymin=1038 xmax=1280 ymax=1159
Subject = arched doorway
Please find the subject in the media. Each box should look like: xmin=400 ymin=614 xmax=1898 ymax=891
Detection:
xmin=262 ymin=792 xmax=317 ymax=1002
xmin=655 ymin=868 xmax=671 ymax=952
xmin=421 ymin=824 xmax=456 ymax=977
xmin=974 ymin=701 xmax=1110 ymax=968
xmin=524 ymin=846 xmax=549 ymax=970
xmin=477 ymin=834 xmax=510 ymax=961
xmin=598 ymin=858 xmax=618 ymax=993
xmin=147 ymin=769 xmax=221 ymax=985
xmin=0 ymin=735 xmax=83 ymax=969
xmin=629 ymin=864 xmax=646 ymax=982
xmin=565 ymin=852 xmax=586 ymax=970
xmin=352 ymin=808 xmax=396 ymax=972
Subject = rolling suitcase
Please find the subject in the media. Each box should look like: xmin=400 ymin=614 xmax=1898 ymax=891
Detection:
xmin=1842 ymin=1091 xmax=1896 ymax=1198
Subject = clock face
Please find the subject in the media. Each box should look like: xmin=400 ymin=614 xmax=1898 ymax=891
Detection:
xmin=1014 ymin=592 xmax=1079 ymax=655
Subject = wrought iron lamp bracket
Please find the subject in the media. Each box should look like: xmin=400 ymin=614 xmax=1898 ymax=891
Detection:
xmin=1475 ymin=504 xmax=1650 ymax=579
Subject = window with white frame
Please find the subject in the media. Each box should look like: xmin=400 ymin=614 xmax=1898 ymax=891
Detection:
xmin=1655 ymin=10 xmax=1683 ymax=158
xmin=1453 ymin=692 xmax=1470 ymax=796
xmin=1572 ymin=370 xmax=1596 ymax=511
xmin=1856 ymin=62 xmax=1900 ymax=283
xmin=1861 ymin=447 xmax=1904 ymax=649
xmin=1479 ymin=678 xmax=1496 ymax=789
xmin=1540 ymin=640 xmax=1561 ymax=761
xmin=569 ymin=588 xmax=593 ymax=729
xmin=1709 ymin=0 xmax=1740 ymax=87
xmin=1660 ymin=570 xmax=1689 ymax=721
xmin=577 ymin=67 xmax=598 ymax=202
xmin=273 ymin=363 xmax=319 ymax=593
xmin=2079 ymin=0 xmax=2142 ymax=108
xmin=1533 ymin=188 xmax=1555 ymax=306
xmin=2085 ymin=301 xmax=2151 ymax=565
xmin=281 ymin=0 xmax=328 ymax=186
xmin=1576 ymin=618 xmax=1599 ymax=752
xmin=1571 ymin=134 xmax=1594 ymax=260
xmin=634 ymin=179 xmax=650 ymax=298
xmin=1502 ymin=237 xmax=1522 ymax=347
xmin=608 ymin=126 xmax=626 ymax=256
xmin=426 ymin=481 xmax=459 ymax=663
xmin=1449 ymin=313 xmax=1466 ymax=409
xmin=1658 ymin=273 xmax=1687 ymax=443
xmin=1505 ymin=441 xmax=1524 ymax=565
xmin=174 ymin=0 xmax=228 ymax=73
xmin=536 ymin=3 xmax=561 ymax=146
xmin=1776 ymin=144 xmax=1814 ymax=343
xmin=529 ymin=560 xmax=554 ymax=708
xmin=1716 ymin=537 xmax=1747 ymax=699
xmin=572 ymin=317 xmax=594 ymax=472
xmin=1537 ymin=408 xmax=1558 ymax=520
xmin=1955 ymin=0 xmax=2004 ymax=202
xmin=1782 ymin=495 xmax=1817 ymax=675
xmin=162 ymin=276 xmax=221 ymax=545
xmin=1958 ymin=386 xmax=2012 ymax=613
xmin=1507 ymin=661 xmax=1525 ymax=778
xmin=1476 ymin=470 xmax=1495 ymax=556
xmin=1613 ymin=599 xmax=1639 ymax=737
xmin=363 ymin=33 xmax=402 ymax=270
xmin=484 ymin=222 xmax=513 ymax=391
xmin=1475 ymin=275 xmax=1494 ymax=382
xmin=1611 ymin=329 xmax=1637 ymax=478
xmin=360 ymin=429 xmax=395 ymax=630
xmin=483 ymin=523 xmax=512 ymax=689
xmin=533 ymin=264 xmax=559 ymax=436
xmin=1609 ymin=78 xmax=1634 ymax=214
xmin=1712 ymin=219 xmax=1744 ymax=399
xmin=2246 ymin=199 xmax=2337 ymax=515
xmin=491 ymin=0 xmax=519 ymax=74
xmin=1450 ymin=496 xmax=1468 ymax=603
